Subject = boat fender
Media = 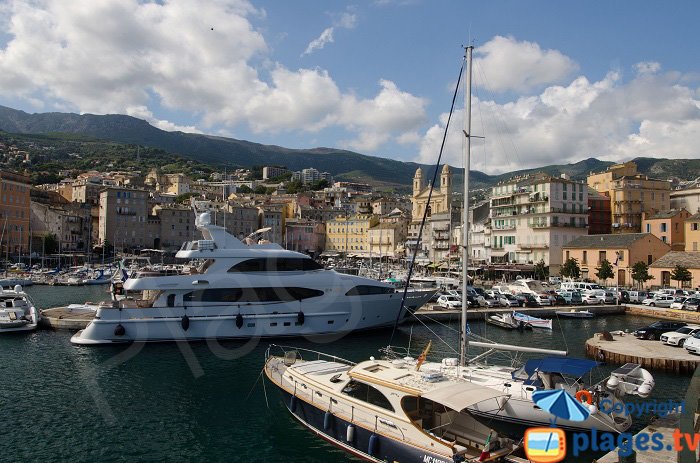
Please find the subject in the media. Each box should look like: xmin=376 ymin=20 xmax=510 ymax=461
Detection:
xmin=346 ymin=424 xmax=355 ymax=443
xmin=297 ymin=311 xmax=305 ymax=325
xmin=181 ymin=314 xmax=190 ymax=331
xmin=575 ymin=390 xmax=593 ymax=405
xmin=289 ymin=395 xmax=297 ymax=412
xmin=114 ymin=323 xmax=126 ymax=336
xmin=236 ymin=313 xmax=243 ymax=329
xmin=324 ymin=411 xmax=333 ymax=430
xmin=368 ymin=434 xmax=379 ymax=456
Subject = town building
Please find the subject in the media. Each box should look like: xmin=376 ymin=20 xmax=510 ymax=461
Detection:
xmin=648 ymin=252 xmax=700 ymax=289
xmin=587 ymin=188 xmax=612 ymax=235
xmin=262 ymin=166 xmax=290 ymax=180
xmin=324 ymin=215 xmax=379 ymax=256
xmin=490 ymin=173 xmax=589 ymax=274
xmin=284 ymin=219 xmax=325 ymax=256
xmin=98 ymin=187 xmax=151 ymax=251
xmin=0 ymin=170 xmax=31 ymax=255
xmin=258 ymin=207 xmax=284 ymax=245
xmin=670 ymin=186 xmax=700 ymax=214
xmin=30 ymin=200 xmax=92 ymax=253
xmin=469 ymin=202 xmax=491 ymax=264
xmin=152 ymin=204 xmax=194 ymax=250
xmin=641 ymin=209 xmax=691 ymax=250
xmin=686 ymin=213 xmax=700 ymax=252
xmin=562 ymin=233 xmax=670 ymax=286
xmin=291 ymin=168 xmax=333 ymax=185
xmin=587 ymin=161 xmax=671 ymax=233
xmin=368 ymin=222 xmax=404 ymax=258
xmin=372 ymin=197 xmax=410 ymax=216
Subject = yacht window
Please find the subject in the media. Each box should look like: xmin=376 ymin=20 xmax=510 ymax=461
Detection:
xmin=198 ymin=259 xmax=215 ymax=273
xmin=345 ymin=285 xmax=395 ymax=296
xmin=228 ymin=258 xmax=323 ymax=272
xmin=341 ymin=380 xmax=394 ymax=412
xmin=167 ymin=294 xmax=176 ymax=307
xmin=183 ymin=287 xmax=324 ymax=303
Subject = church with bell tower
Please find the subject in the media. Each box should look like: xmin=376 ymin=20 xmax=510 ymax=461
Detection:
xmin=411 ymin=164 xmax=452 ymax=219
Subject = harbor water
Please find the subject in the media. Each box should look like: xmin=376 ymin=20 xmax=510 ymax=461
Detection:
xmin=0 ymin=285 xmax=691 ymax=462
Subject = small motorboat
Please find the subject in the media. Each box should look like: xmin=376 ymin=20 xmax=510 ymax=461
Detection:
xmin=512 ymin=311 xmax=553 ymax=329
xmin=0 ymin=285 xmax=39 ymax=333
xmin=486 ymin=312 xmax=532 ymax=330
xmin=555 ymin=309 xmax=595 ymax=318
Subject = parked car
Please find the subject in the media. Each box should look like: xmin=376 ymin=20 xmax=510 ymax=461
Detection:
xmin=522 ymin=293 xmax=541 ymax=307
xmin=497 ymin=293 xmax=521 ymax=307
xmin=670 ymin=297 xmax=688 ymax=310
xmin=436 ymin=295 xmax=462 ymax=309
xmin=617 ymin=290 xmax=630 ymax=303
xmin=633 ymin=321 xmax=687 ymax=340
xmin=581 ymin=292 xmax=605 ymax=305
xmin=627 ymin=291 xmax=648 ymax=303
xmin=684 ymin=332 xmax=700 ymax=354
xmin=481 ymin=295 xmax=502 ymax=308
xmin=533 ymin=293 xmax=552 ymax=306
xmin=602 ymin=291 xmax=617 ymax=304
xmin=642 ymin=295 xmax=675 ymax=308
xmin=465 ymin=295 xmax=481 ymax=308
xmin=660 ymin=324 xmax=700 ymax=347
xmin=682 ymin=298 xmax=700 ymax=311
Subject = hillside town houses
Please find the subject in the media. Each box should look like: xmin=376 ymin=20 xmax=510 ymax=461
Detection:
xmin=2 ymin=159 xmax=700 ymax=289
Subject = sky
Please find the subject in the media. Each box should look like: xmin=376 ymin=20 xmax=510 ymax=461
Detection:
xmin=0 ymin=0 xmax=699 ymax=175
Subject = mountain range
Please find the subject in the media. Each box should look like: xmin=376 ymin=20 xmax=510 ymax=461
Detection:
xmin=1 ymin=105 xmax=699 ymax=190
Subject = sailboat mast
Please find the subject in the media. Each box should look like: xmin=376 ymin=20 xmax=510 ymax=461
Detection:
xmin=460 ymin=45 xmax=473 ymax=367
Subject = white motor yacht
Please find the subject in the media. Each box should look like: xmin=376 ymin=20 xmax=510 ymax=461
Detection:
xmin=0 ymin=285 xmax=39 ymax=333
xmin=71 ymin=212 xmax=433 ymax=345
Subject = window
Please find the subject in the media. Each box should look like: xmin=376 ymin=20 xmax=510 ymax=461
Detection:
xmin=183 ymin=287 xmax=324 ymax=303
xmin=346 ymin=285 xmax=395 ymax=296
xmin=646 ymin=224 xmax=651 ymax=233
xmin=648 ymin=254 xmax=653 ymax=265
xmin=341 ymin=380 xmax=394 ymax=411
xmin=228 ymin=258 xmax=323 ymax=272
xmin=599 ymin=251 xmax=606 ymax=263
xmin=661 ymin=223 xmax=667 ymax=233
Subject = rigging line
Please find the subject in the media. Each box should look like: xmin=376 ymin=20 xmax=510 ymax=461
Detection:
xmin=473 ymin=60 xmax=523 ymax=169
xmin=386 ymin=59 xmax=465 ymax=348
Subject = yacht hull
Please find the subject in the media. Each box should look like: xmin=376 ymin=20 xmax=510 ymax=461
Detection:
xmin=70 ymin=291 xmax=433 ymax=345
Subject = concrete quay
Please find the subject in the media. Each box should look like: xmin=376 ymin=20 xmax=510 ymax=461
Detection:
xmin=414 ymin=304 xmax=625 ymax=322
xmin=40 ymin=306 xmax=97 ymax=330
xmin=585 ymin=332 xmax=700 ymax=374
xmin=596 ymin=413 xmax=682 ymax=463
xmin=626 ymin=304 xmax=700 ymax=324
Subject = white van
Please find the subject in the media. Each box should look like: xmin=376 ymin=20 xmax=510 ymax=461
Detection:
xmin=560 ymin=281 xmax=604 ymax=293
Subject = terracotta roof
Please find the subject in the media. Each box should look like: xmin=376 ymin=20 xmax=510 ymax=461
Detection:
xmin=650 ymin=251 xmax=700 ymax=269
xmin=563 ymin=233 xmax=656 ymax=249
xmin=645 ymin=209 xmax=686 ymax=220
xmin=687 ymin=213 xmax=700 ymax=222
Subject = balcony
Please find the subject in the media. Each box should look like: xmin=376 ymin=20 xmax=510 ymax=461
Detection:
xmin=531 ymin=222 xmax=549 ymax=228
xmin=493 ymin=224 xmax=516 ymax=231
xmin=519 ymin=243 xmax=549 ymax=250
xmin=550 ymin=222 xmax=588 ymax=228
xmin=528 ymin=195 xmax=549 ymax=203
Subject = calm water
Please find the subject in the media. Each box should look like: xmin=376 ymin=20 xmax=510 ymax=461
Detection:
xmin=0 ymin=286 xmax=691 ymax=462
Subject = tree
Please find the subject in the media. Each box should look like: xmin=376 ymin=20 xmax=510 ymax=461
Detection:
xmin=671 ymin=265 xmax=692 ymax=288
xmin=595 ymin=259 xmax=615 ymax=286
xmin=534 ymin=259 xmax=549 ymax=280
xmin=560 ymin=257 xmax=581 ymax=280
xmin=253 ymin=184 xmax=267 ymax=195
xmin=310 ymin=179 xmax=329 ymax=191
xmin=237 ymin=185 xmax=252 ymax=194
xmin=631 ymin=261 xmax=654 ymax=289
xmin=285 ymin=179 xmax=306 ymax=194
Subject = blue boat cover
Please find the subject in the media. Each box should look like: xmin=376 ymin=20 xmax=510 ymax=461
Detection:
xmin=523 ymin=357 xmax=598 ymax=377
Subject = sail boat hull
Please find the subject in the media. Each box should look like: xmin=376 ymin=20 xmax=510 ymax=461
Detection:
xmin=278 ymin=389 xmax=455 ymax=463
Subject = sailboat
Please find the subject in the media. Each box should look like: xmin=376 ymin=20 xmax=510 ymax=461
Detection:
xmin=263 ymin=46 xmax=655 ymax=462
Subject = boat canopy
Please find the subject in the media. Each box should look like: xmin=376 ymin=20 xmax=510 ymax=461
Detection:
xmin=522 ymin=357 xmax=598 ymax=378
xmin=421 ymin=382 xmax=509 ymax=411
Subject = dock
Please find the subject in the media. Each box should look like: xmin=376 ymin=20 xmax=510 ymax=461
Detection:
xmin=414 ymin=305 xmax=625 ymax=322
xmin=596 ymin=413 xmax=682 ymax=463
xmin=39 ymin=306 xmax=96 ymax=330
xmin=585 ymin=332 xmax=700 ymax=374
xmin=626 ymin=304 xmax=700 ymax=324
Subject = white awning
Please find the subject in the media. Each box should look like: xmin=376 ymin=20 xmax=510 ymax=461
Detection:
xmin=422 ymin=382 xmax=508 ymax=411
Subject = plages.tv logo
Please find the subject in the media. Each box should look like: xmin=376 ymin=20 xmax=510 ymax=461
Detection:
xmin=523 ymin=388 xmax=592 ymax=463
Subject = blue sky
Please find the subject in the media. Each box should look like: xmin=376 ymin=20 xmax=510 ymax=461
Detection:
xmin=0 ymin=0 xmax=698 ymax=174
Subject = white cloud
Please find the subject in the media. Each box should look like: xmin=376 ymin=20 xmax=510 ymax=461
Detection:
xmin=475 ymin=35 xmax=579 ymax=93
xmin=634 ymin=61 xmax=661 ymax=75
xmin=417 ymin=66 xmax=700 ymax=174
xmin=0 ymin=0 xmax=426 ymax=152
xmin=301 ymin=10 xmax=356 ymax=56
